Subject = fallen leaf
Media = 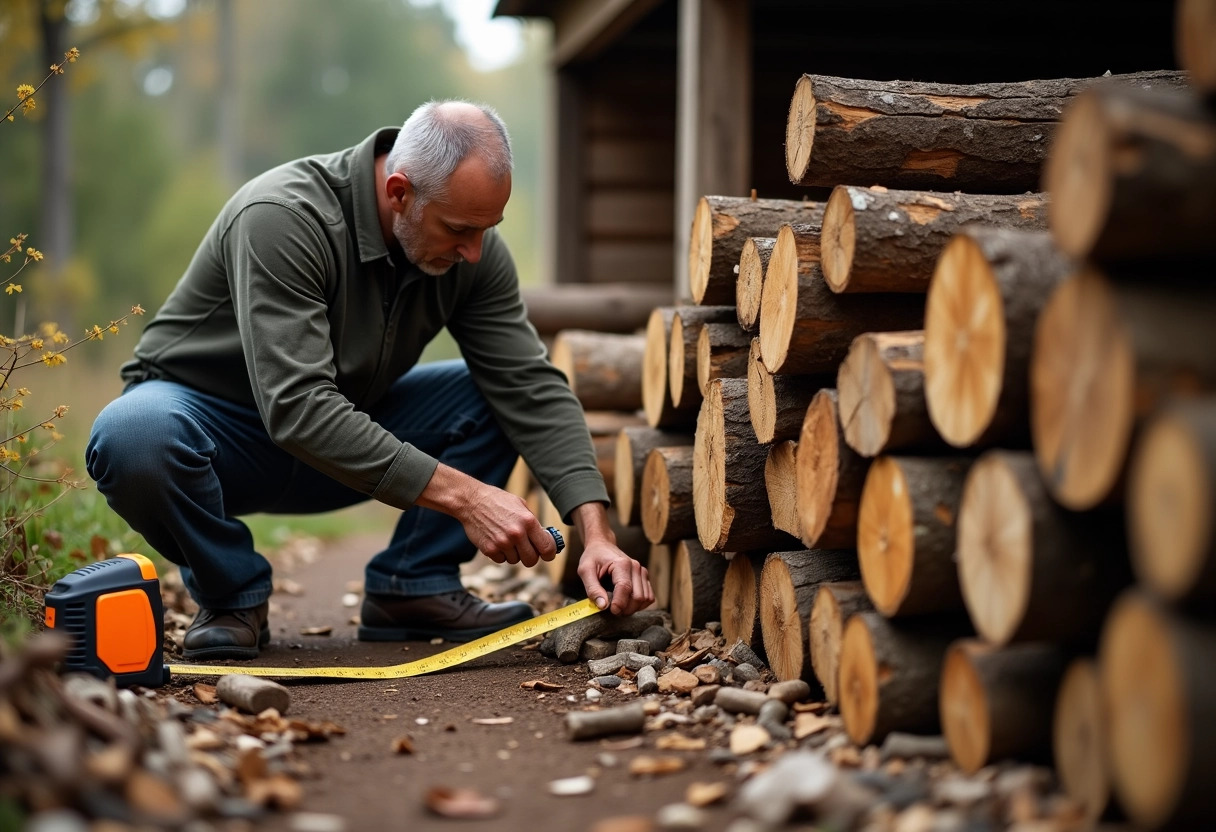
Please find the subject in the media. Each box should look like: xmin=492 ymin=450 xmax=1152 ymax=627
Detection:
xmin=655 ymin=734 xmax=706 ymax=751
xmin=192 ymin=683 xmax=218 ymax=705
xmin=519 ymin=680 xmax=564 ymax=692
xmin=245 ymin=774 xmax=303 ymax=810
xmin=425 ymin=786 xmax=501 ymax=819
xmin=392 ymin=735 xmax=415 ymax=754
xmin=471 ymin=717 xmax=514 ymax=725
xmin=686 ymin=781 xmax=730 ymax=807
xmin=794 ymin=712 xmax=838 ymax=740
xmin=629 ymin=755 xmax=686 ymax=777
xmin=729 ymin=724 xmax=770 ymax=755
xmin=299 ymin=625 xmax=332 ymax=636
xmin=692 ymin=631 xmax=718 ymax=651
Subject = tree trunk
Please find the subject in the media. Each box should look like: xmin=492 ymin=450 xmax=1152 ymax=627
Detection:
xmin=648 ymin=543 xmax=672 ymax=611
xmin=693 ymin=378 xmax=802 ymax=552
xmin=765 ymin=440 xmax=801 ymax=538
xmin=925 ymin=227 xmax=1072 ymax=449
xmin=785 ymin=71 xmax=1187 ymax=192
xmin=736 ymin=236 xmax=776 ymax=333
xmin=760 ymin=225 xmax=924 ymax=375
xmin=643 ymin=308 xmax=683 ymax=428
xmin=759 ymin=550 xmax=859 ymax=683
xmin=1045 ymin=83 xmax=1216 ymax=263
xmin=1177 ymin=0 xmax=1216 ymax=97
xmin=838 ymin=331 xmax=940 ymax=457
xmin=1052 ymin=658 xmax=1111 ymax=825
xmin=551 ymin=330 xmax=645 ymax=412
xmin=858 ymin=456 xmax=970 ymax=617
xmin=796 ymin=389 xmax=870 ymax=550
xmin=810 ymin=581 xmax=871 ymax=705
xmin=821 ymin=187 xmax=1048 ymax=294
xmin=670 ymin=540 xmax=729 ymax=634
xmin=640 ymin=445 xmax=696 ymax=545
xmin=696 ymin=323 xmax=751 ymax=399
xmin=39 ymin=5 xmax=73 ymax=329
xmin=614 ymin=427 xmax=693 ymax=527
xmin=669 ymin=307 xmax=736 ymax=410
xmin=1100 ymin=592 xmax=1216 ymax=831
xmin=748 ymin=338 xmax=829 ymax=445
xmin=958 ymin=451 xmax=1130 ymax=646
xmin=939 ymin=639 xmax=1067 ymax=774
xmin=689 ymin=195 xmax=823 ymax=306
xmin=721 ymin=553 xmax=767 ymax=657
xmin=1031 ymin=266 xmax=1216 ymax=510
xmin=1128 ymin=399 xmax=1216 ymax=604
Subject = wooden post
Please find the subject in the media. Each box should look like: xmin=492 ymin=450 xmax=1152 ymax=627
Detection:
xmin=837 ymin=331 xmax=939 ymax=457
xmin=796 ymin=389 xmax=869 ymax=550
xmin=760 ymin=550 xmax=859 ymax=684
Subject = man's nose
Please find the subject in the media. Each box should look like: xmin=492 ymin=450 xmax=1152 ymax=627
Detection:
xmin=457 ymin=230 xmax=485 ymax=264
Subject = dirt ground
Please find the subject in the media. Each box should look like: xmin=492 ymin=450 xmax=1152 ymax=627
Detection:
xmin=166 ymin=534 xmax=757 ymax=832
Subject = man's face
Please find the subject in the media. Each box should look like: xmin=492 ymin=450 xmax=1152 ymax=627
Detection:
xmin=394 ymin=154 xmax=511 ymax=276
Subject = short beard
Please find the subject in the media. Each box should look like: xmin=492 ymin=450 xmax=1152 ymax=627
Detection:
xmin=394 ymin=200 xmax=458 ymax=276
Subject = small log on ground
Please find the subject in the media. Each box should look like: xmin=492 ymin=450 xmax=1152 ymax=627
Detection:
xmin=821 ymin=187 xmax=1048 ymax=294
xmin=566 ymin=703 xmax=647 ymax=740
xmin=551 ymin=609 xmax=668 ymax=664
xmin=1177 ymin=0 xmax=1216 ymax=97
xmin=216 ymin=676 xmax=290 ymax=715
xmin=958 ymin=451 xmax=1129 ymax=646
xmin=689 ymin=195 xmax=823 ymax=306
xmin=784 ymin=71 xmax=1186 ymax=192
xmin=760 ymin=224 xmax=924 ymax=375
xmin=523 ymin=284 xmax=672 ymax=336
xmin=670 ymin=540 xmax=730 ymax=634
xmin=796 ymin=389 xmax=870 ymax=550
xmin=810 ymin=581 xmax=871 ymax=706
xmin=670 ymin=307 xmax=736 ymax=410
xmin=939 ymin=639 xmax=1067 ymax=774
xmin=737 ymin=236 xmax=776 ymax=333
xmin=1031 ymin=267 xmax=1216 ymax=510
xmin=640 ymin=445 xmax=696 ymax=544
xmin=925 ymin=227 xmax=1072 ymax=449
xmin=551 ymin=330 xmax=645 ymax=412
xmin=694 ymin=377 xmax=802 ymax=552
xmin=722 ymin=553 xmax=767 ymax=658
xmin=838 ymin=330 xmax=939 ymax=457
xmin=1100 ymin=592 xmax=1216 ymax=831
xmin=1128 ymin=398 xmax=1216 ymax=604
xmin=696 ymin=323 xmax=752 ymax=398
xmin=765 ymin=441 xmax=801 ymax=538
xmin=748 ymin=338 xmax=828 ymax=445
xmin=648 ymin=544 xmax=672 ymax=611
xmin=760 ymin=550 xmax=859 ymax=683
xmin=615 ymin=427 xmax=693 ymax=527
xmin=858 ymin=456 xmax=970 ymax=617
xmin=1053 ymin=658 xmax=1111 ymax=825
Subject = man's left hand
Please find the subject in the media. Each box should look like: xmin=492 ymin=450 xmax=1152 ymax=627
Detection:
xmin=569 ymin=501 xmax=653 ymax=616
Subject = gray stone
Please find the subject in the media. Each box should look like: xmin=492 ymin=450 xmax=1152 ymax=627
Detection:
xmin=625 ymin=652 xmax=663 ymax=671
xmin=616 ymin=638 xmax=651 ymax=656
xmin=732 ymin=663 xmax=761 ymax=683
xmin=593 ymin=675 xmax=623 ymax=689
xmin=714 ymin=687 xmax=769 ymax=715
xmin=757 ymin=699 xmax=789 ymax=725
xmin=708 ymin=748 xmax=738 ymax=765
xmin=742 ymin=680 xmax=769 ymax=693
xmin=580 ymin=638 xmax=617 ymax=661
xmin=690 ymin=684 xmax=720 ymax=708
xmin=767 ymin=679 xmax=811 ymax=704
xmin=585 ymin=688 xmax=602 ymax=702
xmin=587 ymin=654 xmax=628 ymax=677
xmin=639 ymin=624 xmax=674 ymax=654
xmin=691 ymin=704 xmax=720 ymax=722
xmin=636 ymin=664 xmax=659 ymax=695
xmin=728 ymin=640 xmax=764 ymax=669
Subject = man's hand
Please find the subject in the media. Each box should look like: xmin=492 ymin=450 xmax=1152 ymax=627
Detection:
xmin=571 ymin=502 xmax=653 ymax=616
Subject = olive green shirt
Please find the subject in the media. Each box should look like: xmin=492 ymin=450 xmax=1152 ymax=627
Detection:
xmin=122 ymin=128 xmax=608 ymax=517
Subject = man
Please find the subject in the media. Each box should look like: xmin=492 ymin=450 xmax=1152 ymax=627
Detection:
xmin=87 ymin=100 xmax=653 ymax=660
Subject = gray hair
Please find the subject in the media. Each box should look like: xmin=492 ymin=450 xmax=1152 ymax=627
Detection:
xmin=385 ymin=100 xmax=512 ymax=204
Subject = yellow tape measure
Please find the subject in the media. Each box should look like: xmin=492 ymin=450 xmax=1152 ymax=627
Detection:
xmin=168 ymin=598 xmax=600 ymax=680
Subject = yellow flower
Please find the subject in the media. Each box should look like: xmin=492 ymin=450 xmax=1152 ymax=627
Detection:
xmin=1 ymin=254 xmax=9 ymax=262
xmin=10 ymin=399 xmax=22 ymax=411
xmin=41 ymin=422 xmax=55 ymax=430
xmin=51 ymin=431 xmax=63 ymax=441
xmin=6 ymin=448 xmax=18 ymax=460
xmin=21 ymin=97 xmax=35 ymax=114
xmin=41 ymin=352 xmax=66 ymax=367
xmin=9 ymin=236 xmax=23 ymax=252
xmin=108 ymin=325 xmax=119 ymax=334
xmin=5 ymin=284 xmax=21 ymax=295
xmin=131 ymin=304 xmax=145 ymax=316
xmin=17 ymin=388 xmax=30 ymax=397
xmin=67 ymin=48 xmax=80 ymax=62
xmin=26 ymin=248 xmax=42 ymax=262
xmin=16 ymin=434 xmax=26 ymax=444
xmin=53 ymin=405 xmax=69 ymax=418
xmin=86 ymin=324 xmax=104 ymax=340
xmin=40 ymin=322 xmax=57 ymax=335
xmin=30 ymin=339 xmax=42 ymax=350
xmin=16 ymin=84 xmax=34 ymax=101
xmin=52 ymin=332 xmax=69 ymax=345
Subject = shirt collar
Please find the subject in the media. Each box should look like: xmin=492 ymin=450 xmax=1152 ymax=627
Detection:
xmin=352 ymin=127 xmax=400 ymax=264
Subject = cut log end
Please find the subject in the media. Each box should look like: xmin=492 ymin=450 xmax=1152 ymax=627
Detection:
xmin=759 ymin=556 xmax=805 ymax=683
xmin=721 ymin=554 xmax=760 ymax=651
xmin=796 ymin=390 xmax=844 ymax=547
xmin=614 ymin=430 xmax=636 ymax=527
xmin=810 ymin=581 xmax=869 ymax=706
xmin=838 ymin=614 xmax=879 ymax=745
xmin=669 ymin=315 xmax=688 ymax=409
xmin=785 ymin=75 xmax=816 ymax=184
xmin=693 ymin=383 xmax=729 ymax=552
xmin=821 ymin=185 xmax=856 ymax=293
xmin=758 ymin=224 xmax=800 ymax=374
xmin=1044 ymin=91 xmax=1113 ymax=260
xmin=689 ymin=196 xmax=714 ymax=305
xmin=649 ymin=544 xmax=672 ymax=610
xmin=765 ymin=441 xmax=801 ymax=538
xmin=671 ymin=540 xmax=728 ymax=634
xmin=737 ymin=237 xmax=773 ymax=332
xmin=857 ymin=457 xmax=915 ymax=617
xmin=838 ymin=334 xmax=896 ymax=457
xmin=1053 ymin=658 xmax=1110 ymax=824
xmin=939 ymin=642 xmax=992 ymax=774
xmin=643 ymin=308 xmax=672 ymax=428
xmin=640 ymin=448 xmax=675 ymax=544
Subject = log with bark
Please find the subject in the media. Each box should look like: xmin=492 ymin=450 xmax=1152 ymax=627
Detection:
xmin=721 ymin=553 xmax=767 ymax=658
xmin=925 ymin=227 xmax=1072 ymax=449
xmin=958 ymin=451 xmax=1129 ymax=646
xmin=696 ymin=323 xmax=752 ymax=400
xmin=647 ymin=543 xmax=672 ymax=611
xmin=689 ymin=195 xmax=823 ymax=306
xmin=759 ymin=224 xmax=924 ymax=375
xmin=694 ymin=377 xmax=802 ymax=552
xmin=748 ymin=338 xmax=828 ymax=445
xmin=670 ymin=540 xmax=730 ymax=634
xmin=809 ymin=581 xmax=872 ymax=706
xmin=1128 ymin=399 xmax=1216 ymax=604
xmin=522 ymin=283 xmax=673 ymax=336
xmin=939 ymin=640 xmax=1067 ymax=774
xmin=1177 ymin=0 xmax=1216 ymax=97
xmin=1031 ymin=267 xmax=1216 ymax=510
xmin=1045 ymin=82 xmax=1216 ymax=263
xmin=640 ymin=445 xmax=696 ymax=544
xmin=765 ymin=441 xmax=801 ymax=538
xmin=759 ymin=550 xmax=859 ymax=683
xmin=669 ymin=307 xmax=736 ymax=410
xmin=858 ymin=456 xmax=969 ymax=617
xmin=643 ymin=308 xmax=681 ymax=428
xmin=614 ymin=427 xmax=693 ymax=527
xmin=784 ymin=71 xmax=1186 ymax=192
xmin=796 ymin=389 xmax=870 ymax=550
xmin=821 ymin=187 xmax=1048 ymax=294
xmin=1099 ymin=592 xmax=1216 ymax=831
xmin=837 ymin=330 xmax=940 ymax=457
xmin=1052 ymin=658 xmax=1111 ymax=825
xmin=550 ymin=330 xmax=645 ymax=412
xmin=737 ymin=236 xmax=776 ymax=333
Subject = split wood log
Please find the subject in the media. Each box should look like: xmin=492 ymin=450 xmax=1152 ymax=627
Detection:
xmin=670 ymin=540 xmax=730 ymax=634
xmin=640 ymin=445 xmax=696 ymax=544
xmin=693 ymin=377 xmax=802 ymax=552
xmin=648 ymin=544 xmax=672 ymax=610
xmin=1177 ymin=0 xmax=1216 ymax=97
xmin=795 ymin=389 xmax=869 ymax=550
xmin=614 ymin=427 xmax=693 ymax=526
xmin=522 ymin=283 xmax=672 ymax=336
xmin=551 ymin=609 xmax=668 ymax=664
xmin=810 ymin=581 xmax=872 ymax=706
xmin=1100 ymin=592 xmax=1216 ymax=831
xmin=689 ymin=195 xmax=823 ymax=306
xmin=1128 ymin=399 xmax=1216 ymax=603
xmin=216 ymin=676 xmax=290 ymax=715
xmin=736 ymin=236 xmax=776 ymax=333
xmin=760 ymin=550 xmax=859 ymax=683
xmin=669 ymin=307 xmax=736 ymax=410
xmin=838 ymin=331 xmax=939 ymax=457
xmin=748 ymin=338 xmax=827 ymax=445
xmin=784 ymin=71 xmax=1187 ymax=192
xmin=566 ymin=703 xmax=647 ymax=740
xmin=765 ymin=441 xmax=801 ymax=538
xmin=1031 ymin=267 xmax=1216 ymax=510
xmin=1045 ymin=82 xmax=1216 ymax=263
xmin=721 ymin=553 xmax=767 ymax=657
xmin=958 ymin=451 xmax=1129 ymax=646
xmin=838 ymin=611 xmax=959 ymax=745
xmin=939 ymin=639 xmax=1067 ymax=774
xmin=858 ymin=456 xmax=969 ymax=618
xmin=821 ymin=187 xmax=1048 ymax=294
xmin=643 ymin=307 xmax=681 ymax=428
xmin=696 ymin=323 xmax=751 ymax=398
xmin=551 ymin=330 xmax=645 ymax=412
xmin=760 ymin=224 xmax=924 ymax=375
xmin=925 ymin=227 xmax=1072 ymax=449
xmin=1053 ymin=658 xmax=1111 ymax=825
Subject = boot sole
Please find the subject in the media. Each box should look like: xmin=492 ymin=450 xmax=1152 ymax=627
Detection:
xmin=182 ymin=626 xmax=270 ymax=661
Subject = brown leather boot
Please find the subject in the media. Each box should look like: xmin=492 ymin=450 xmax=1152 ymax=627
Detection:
xmin=358 ymin=590 xmax=534 ymax=642
xmin=182 ymin=601 xmax=270 ymax=660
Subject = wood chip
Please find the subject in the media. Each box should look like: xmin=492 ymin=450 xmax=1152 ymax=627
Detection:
xmin=655 ymin=734 xmax=706 ymax=751
xmin=791 ymin=700 xmax=830 ymax=714
xmin=235 ymin=748 xmax=267 ymax=785
xmin=185 ymin=727 xmax=226 ymax=751
xmin=192 ymin=683 xmax=218 ymax=705
xmin=598 ymin=736 xmax=645 ymax=751
xmin=685 ymin=781 xmax=730 ymax=807
xmin=657 ymin=668 xmax=700 ymax=695
xmin=392 ymin=735 xmax=415 ymax=754
xmin=246 ymin=774 xmax=304 ymax=810
xmin=730 ymin=724 xmax=771 ymax=755
xmin=299 ymin=626 xmax=332 ymax=636
xmin=471 ymin=717 xmax=514 ymax=725
xmin=520 ymin=680 xmax=564 ymax=691
xmin=424 ymin=786 xmax=501 ymax=819
xmin=793 ymin=712 xmax=838 ymax=740
xmin=628 ymin=755 xmax=686 ymax=776
xmin=125 ymin=769 xmax=186 ymax=823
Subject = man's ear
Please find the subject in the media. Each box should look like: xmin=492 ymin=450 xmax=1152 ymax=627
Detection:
xmin=385 ymin=171 xmax=414 ymax=213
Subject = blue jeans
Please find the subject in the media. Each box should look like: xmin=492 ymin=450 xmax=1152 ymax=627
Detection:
xmin=85 ymin=360 xmax=517 ymax=610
